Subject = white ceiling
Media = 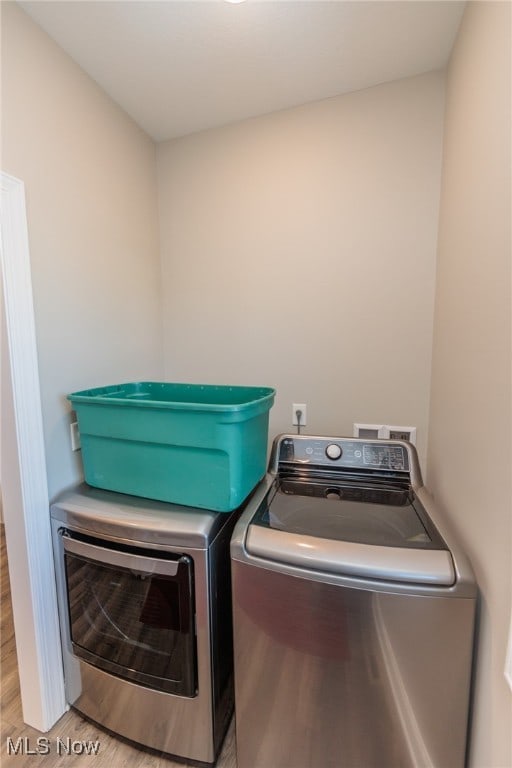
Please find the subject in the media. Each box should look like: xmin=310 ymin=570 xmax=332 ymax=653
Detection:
xmin=19 ymin=0 xmax=466 ymax=142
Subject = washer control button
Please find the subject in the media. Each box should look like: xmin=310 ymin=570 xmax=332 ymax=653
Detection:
xmin=325 ymin=443 xmax=342 ymax=460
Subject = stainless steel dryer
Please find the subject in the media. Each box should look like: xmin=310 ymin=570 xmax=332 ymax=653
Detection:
xmin=231 ymin=435 xmax=476 ymax=768
xmin=51 ymin=484 xmax=238 ymax=765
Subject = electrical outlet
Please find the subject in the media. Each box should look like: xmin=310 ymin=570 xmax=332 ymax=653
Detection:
xmin=388 ymin=426 xmax=417 ymax=444
xmin=292 ymin=403 xmax=307 ymax=427
xmin=70 ymin=421 xmax=81 ymax=451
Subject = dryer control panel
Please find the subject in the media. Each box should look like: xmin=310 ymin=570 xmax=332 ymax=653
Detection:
xmin=276 ymin=436 xmax=410 ymax=473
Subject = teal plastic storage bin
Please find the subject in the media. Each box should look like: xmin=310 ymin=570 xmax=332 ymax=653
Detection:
xmin=67 ymin=382 xmax=275 ymax=512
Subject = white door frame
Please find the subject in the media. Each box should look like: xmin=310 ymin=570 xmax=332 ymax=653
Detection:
xmin=1 ymin=171 xmax=66 ymax=729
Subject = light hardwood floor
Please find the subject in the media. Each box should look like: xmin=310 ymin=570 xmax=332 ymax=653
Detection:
xmin=1 ymin=525 xmax=237 ymax=768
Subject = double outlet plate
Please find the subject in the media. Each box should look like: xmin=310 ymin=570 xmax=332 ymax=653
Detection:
xmin=353 ymin=423 xmax=417 ymax=444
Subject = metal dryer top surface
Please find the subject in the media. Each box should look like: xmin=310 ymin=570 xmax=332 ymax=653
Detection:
xmin=51 ymin=483 xmax=232 ymax=549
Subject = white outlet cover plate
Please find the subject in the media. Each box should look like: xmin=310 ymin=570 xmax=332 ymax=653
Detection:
xmin=387 ymin=426 xmax=417 ymax=445
xmin=70 ymin=421 xmax=81 ymax=451
xmin=292 ymin=403 xmax=307 ymax=426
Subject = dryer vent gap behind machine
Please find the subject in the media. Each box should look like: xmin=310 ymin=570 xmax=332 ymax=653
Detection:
xmin=231 ymin=435 xmax=477 ymax=768
xmin=51 ymin=484 xmax=239 ymax=765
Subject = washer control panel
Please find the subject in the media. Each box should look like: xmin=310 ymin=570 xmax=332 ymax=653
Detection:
xmin=278 ymin=436 xmax=409 ymax=472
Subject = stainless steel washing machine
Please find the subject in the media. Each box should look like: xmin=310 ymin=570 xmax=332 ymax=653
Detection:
xmin=231 ymin=435 xmax=476 ymax=768
xmin=51 ymin=484 xmax=238 ymax=765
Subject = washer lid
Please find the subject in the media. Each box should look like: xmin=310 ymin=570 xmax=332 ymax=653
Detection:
xmin=262 ymin=484 xmax=444 ymax=548
xmin=246 ymin=487 xmax=456 ymax=585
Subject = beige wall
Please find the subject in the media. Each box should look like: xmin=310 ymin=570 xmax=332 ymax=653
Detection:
xmin=157 ymin=71 xmax=445 ymax=468
xmin=1 ymin=3 xmax=164 ymax=498
xmin=428 ymin=3 xmax=512 ymax=766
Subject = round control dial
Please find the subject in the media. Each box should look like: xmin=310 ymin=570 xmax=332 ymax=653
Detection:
xmin=325 ymin=443 xmax=342 ymax=460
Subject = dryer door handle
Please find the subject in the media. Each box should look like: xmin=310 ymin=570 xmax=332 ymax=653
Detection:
xmin=62 ymin=533 xmax=181 ymax=577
